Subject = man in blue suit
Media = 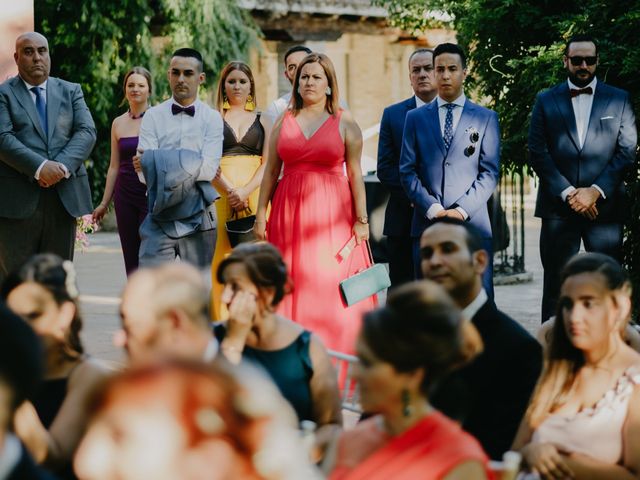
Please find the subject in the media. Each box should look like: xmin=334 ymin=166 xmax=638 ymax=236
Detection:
xmin=399 ymin=43 xmax=500 ymax=295
xmin=377 ymin=48 xmax=437 ymax=289
xmin=529 ymin=34 xmax=637 ymax=322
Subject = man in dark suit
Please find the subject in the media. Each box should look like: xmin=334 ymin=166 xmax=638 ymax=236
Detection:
xmin=0 ymin=32 xmax=96 ymax=284
xmin=420 ymin=218 xmax=542 ymax=460
xmin=377 ymin=48 xmax=437 ymax=289
xmin=529 ymin=34 xmax=637 ymax=322
xmin=400 ymin=43 xmax=500 ymax=295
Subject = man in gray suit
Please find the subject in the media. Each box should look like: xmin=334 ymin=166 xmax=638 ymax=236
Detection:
xmin=529 ymin=34 xmax=637 ymax=321
xmin=0 ymin=32 xmax=96 ymax=284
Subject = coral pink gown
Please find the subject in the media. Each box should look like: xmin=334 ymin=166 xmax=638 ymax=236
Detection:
xmin=267 ymin=110 xmax=377 ymax=354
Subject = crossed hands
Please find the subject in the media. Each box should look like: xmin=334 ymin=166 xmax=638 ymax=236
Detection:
xmin=228 ymin=187 xmax=249 ymax=212
xmin=567 ymin=187 xmax=600 ymax=221
xmin=521 ymin=442 xmax=574 ymax=480
xmin=435 ymin=208 xmax=464 ymax=221
xmin=38 ymin=160 xmax=67 ymax=188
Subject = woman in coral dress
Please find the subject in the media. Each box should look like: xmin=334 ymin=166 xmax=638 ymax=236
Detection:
xmin=210 ymin=61 xmax=267 ymax=320
xmin=255 ymin=53 xmax=375 ymax=354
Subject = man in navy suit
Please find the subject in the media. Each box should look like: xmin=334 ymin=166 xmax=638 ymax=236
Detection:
xmin=400 ymin=43 xmax=500 ymax=295
xmin=377 ymin=48 xmax=437 ymax=289
xmin=529 ymin=34 xmax=637 ymax=322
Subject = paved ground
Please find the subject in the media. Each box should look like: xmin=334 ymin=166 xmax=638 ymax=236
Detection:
xmin=75 ymin=204 xmax=545 ymax=365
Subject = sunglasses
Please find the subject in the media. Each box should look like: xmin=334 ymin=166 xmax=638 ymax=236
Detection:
xmin=568 ymin=56 xmax=597 ymax=66
xmin=464 ymin=131 xmax=480 ymax=156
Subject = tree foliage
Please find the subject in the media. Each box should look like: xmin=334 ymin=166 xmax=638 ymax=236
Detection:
xmin=35 ymin=0 xmax=259 ymax=205
xmin=374 ymin=0 xmax=640 ymax=308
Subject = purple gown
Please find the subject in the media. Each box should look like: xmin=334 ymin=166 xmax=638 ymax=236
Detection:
xmin=113 ymin=136 xmax=148 ymax=275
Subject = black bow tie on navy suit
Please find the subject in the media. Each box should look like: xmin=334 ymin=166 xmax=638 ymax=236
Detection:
xmin=570 ymin=87 xmax=593 ymax=98
xmin=171 ymin=104 xmax=195 ymax=116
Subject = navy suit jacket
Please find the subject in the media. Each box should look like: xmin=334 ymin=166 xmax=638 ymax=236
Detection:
xmin=399 ymin=98 xmax=500 ymax=238
xmin=529 ymin=81 xmax=636 ymax=221
xmin=377 ymin=96 xmax=416 ymax=236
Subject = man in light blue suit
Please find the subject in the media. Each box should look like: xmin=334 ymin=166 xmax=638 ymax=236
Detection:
xmin=400 ymin=43 xmax=500 ymax=295
xmin=529 ymin=34 xmax=636 ymax=322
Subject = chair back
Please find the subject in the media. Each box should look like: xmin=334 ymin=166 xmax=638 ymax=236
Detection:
xmin=328 ymin=350 xmax=361 ymax=413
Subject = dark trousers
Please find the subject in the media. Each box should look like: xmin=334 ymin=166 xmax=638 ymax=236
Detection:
xmin=0 ymin=188 xmax=75 ymax=285
xmin=413 ymin=235 xmax=495 ymax=299
xmin=386 ymin=234 xmax=415 ymax=291
xmin=540 ymin=218 xmax=623 ymax=322
xmin=114 ymin=190 xmax=148 ymax=276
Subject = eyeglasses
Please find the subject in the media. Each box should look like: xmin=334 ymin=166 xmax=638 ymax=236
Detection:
xmin=465 ymin=131 xmax=479 ymax=156
xmin=568 ymin=56 xmax=597 ymax=66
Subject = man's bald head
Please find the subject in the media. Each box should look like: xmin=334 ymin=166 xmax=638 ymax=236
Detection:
xmin=118 ymin=264 xmax=211 ymax=363
xmin=14 ymin=32 xmax=50 ymax=85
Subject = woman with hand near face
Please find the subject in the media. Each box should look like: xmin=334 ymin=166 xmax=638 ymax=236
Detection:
xmin=210 ymin=61 xmax=268 ymax=320
xmin=328 ymin=281 xmax=489 ymax=480
xmin=514 ymin=253 xmax=640 ymax=479
xmin=92 ymin=67 xmax=152 ymax=276
xmin=215 ymin=243 xmax=342 ymax=442
xmin=1 ymin=254 xmax=111 ymax=479
xmin=254 ymin=53 xmax=375 ymax=355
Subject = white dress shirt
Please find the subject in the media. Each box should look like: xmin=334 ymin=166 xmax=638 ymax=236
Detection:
xmin=426 ymin=93 xmax=469 ymax=220
xmin=137 ymin=97 xmax=223 ymax=184
xmin=264 ymin=92 xmax=292 ymax=125
xmin=560 ymin=77 xmax=605 ymax=202
xmin=202 ymin=337 xmax=219 ymax=362
xmin=22 ymin=77 xmax=71 ymax=181
xmin=462 ymin=288 xmax=488 ymax=322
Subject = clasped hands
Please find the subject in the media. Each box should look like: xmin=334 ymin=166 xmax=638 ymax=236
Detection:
xmin=228 ymin=187 xmax=249 ymax=212
xmin=38 ymin=160 xmax=67 ymax=188
xmin=567 ymin=187 xmax=600 ymax=221
xmin=435 ymin=208 xmax=464 ymax=220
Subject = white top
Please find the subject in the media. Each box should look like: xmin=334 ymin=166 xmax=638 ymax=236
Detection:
xmin=137 ymin=97 xmax=223 ymax=184
xmin=560 ymin=77 xmax=605 ymax=201
xmin=436 ymin=93 xmax=466 ymax=137
xmin=264 ymin=92 xmax=292 ymax=125
xmin=0 ymin=433 xmax=21 ymax=479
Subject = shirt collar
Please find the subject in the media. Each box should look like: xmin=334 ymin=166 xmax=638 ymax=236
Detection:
xmin=567 ymin=76 xmax=597 ymax=93
xmin=21 ymin=77 xmax=47 ymax=92
xmin=462 ymin=288 xmax=488 ymax=321
xmin=202 ymin=337 xmax=218 ymax=362
xmin=172 ymin=98 xmax=198 ymax=109
xmin=437 ymin=92 xmax=466 ymax=109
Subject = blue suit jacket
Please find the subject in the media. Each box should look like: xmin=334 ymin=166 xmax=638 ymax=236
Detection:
xmin=399 ymin=98 xmax=500 ymax=238
xmin=377 ymin=96 xmax=416 ymax=236
xmin=528 ymin=81 xmax=636 ymax=221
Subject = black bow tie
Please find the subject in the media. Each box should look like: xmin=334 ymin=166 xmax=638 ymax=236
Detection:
xmin=171 ymin=104 xmax=195 ymax=116
xmin=570 ymin=87 xmax=593 ymax=98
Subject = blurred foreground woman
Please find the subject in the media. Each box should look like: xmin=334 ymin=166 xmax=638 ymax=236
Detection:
xmin=74 ymin=361 xmax=321 ymax=480
xmin=328 ymin=281 xmax=490 ymax=480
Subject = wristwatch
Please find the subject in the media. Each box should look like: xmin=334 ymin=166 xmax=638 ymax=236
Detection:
xmin=356 ymin=216 xmax=369 ymax=224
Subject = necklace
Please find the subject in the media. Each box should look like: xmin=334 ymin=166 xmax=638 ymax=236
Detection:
xmin=128 ymin=109 xmax=146 ymax=119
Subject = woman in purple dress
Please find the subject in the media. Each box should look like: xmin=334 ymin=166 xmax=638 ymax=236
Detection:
xmin=92 ymin=67 xmax=151 ymax=275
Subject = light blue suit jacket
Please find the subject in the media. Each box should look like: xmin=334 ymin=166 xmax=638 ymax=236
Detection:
xmin=399 ymin=98 xmax=500 ymax=238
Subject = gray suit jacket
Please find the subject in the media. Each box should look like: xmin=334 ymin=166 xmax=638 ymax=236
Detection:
xmin=0 ymin=75 xmax=96 ymax=219
xmin=529 ymin=81 xmax=636 ymax=221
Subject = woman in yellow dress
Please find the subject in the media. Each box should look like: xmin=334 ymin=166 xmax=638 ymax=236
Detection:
xmin=211 ymin=61 xmax=268 ymax=320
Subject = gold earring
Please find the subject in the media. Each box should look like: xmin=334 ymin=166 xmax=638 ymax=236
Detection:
xmin=223 ymin=95 xmax=231 ymax=110
xmin=245 ymin=94 xmax=255 ymax=111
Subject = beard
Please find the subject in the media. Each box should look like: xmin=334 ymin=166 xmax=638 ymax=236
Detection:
xmin=568 ymin=68 xmax=595 ymax=88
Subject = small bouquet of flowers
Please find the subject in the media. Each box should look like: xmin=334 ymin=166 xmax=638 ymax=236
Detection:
xmin=76 ymin=214 xmax=99 ymax=251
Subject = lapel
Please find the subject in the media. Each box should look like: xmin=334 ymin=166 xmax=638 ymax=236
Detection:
xmin=46 ymin=77 xmax=61 ymax=142
xmin=405 ymin=96 xmax=417 ymax=112
xmin=9 ymin=76 xmax=47 ymax=142
xmin=447 ymin=101 xmax=479 ymax=156
xmin=425 ymin=102 xmax=446 ymax=156
xmin=551 ymin=83 xmax=580 ymax=151
xmin=582 ymin=83 xmax=611 ymax=148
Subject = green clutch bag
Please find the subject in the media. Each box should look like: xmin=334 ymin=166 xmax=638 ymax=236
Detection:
xmin=339 ymin=240 xmax=390 ymax=306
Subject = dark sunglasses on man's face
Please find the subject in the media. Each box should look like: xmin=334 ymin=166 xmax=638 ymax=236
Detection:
xmin=568 ymin=56 xmax=597 ymax=66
